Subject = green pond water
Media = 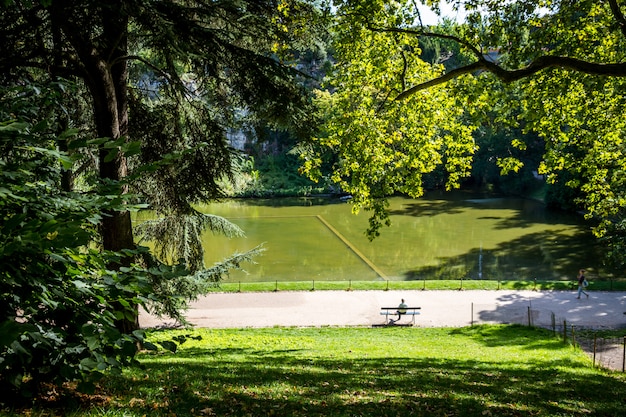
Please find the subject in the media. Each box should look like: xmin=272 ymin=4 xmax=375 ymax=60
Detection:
xmin=187 ymin=191 xmax=605 ymax=283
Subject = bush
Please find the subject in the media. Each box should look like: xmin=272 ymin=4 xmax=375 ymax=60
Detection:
xmin=0 ymin=84 xmax=184 ymax=401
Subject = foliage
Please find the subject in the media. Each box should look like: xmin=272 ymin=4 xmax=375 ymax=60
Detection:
xmin=507 ymin=4 xmax=626 ymax=262
xmin=0 ymin=3 xmax=326 ymax=400
xmin=0 ymin=0 xmax=326 ymax=398
xmin=301 ymin=1 xmax=476 ymax=238
xmin=400 ymin=0 xmax=626 ymax=89
xmin=544 ymin=169 xmax=586 ymax=211
xmin=230 ymin=152 xmax=326 ymax=197
xmin=124 ymin=0 xmax=325 ymax=268
xmin=7 ymin=326 xmax=626 ymax=416
xmin=451 ymin=76 xmax=545 ymax=194
xmin=303 ymin=0 xmax=626 ymax=265
xmin=135 ymin=213 xmax=266 ymax=320
xmin=136 ymin=214 xmax=245 ymax=272
xmin=0 ymin=0 xmax=325 ymax=319
xmin=427 ymin=1 xmax=626 ymax=256
xmin=0 ymin=83 xmax=193 ymax=398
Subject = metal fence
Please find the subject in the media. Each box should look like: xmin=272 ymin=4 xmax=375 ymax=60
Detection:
xmin=471 ymin=302 xmax=626 ymax=371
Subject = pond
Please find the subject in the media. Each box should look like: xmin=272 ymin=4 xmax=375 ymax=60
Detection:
xmin=194 ymin=191 xmax=606 ymax=283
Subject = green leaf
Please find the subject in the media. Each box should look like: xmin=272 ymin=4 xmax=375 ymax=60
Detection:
xmin=103 ymin=148 xmax=119 ymax=163
xmin=59 ymin=128 xmax=80 ymax=141
xmin=0 ymin=121 xmax=28 ymax=132
xmin=0 ymin=321 xmax=32 ymax=348
xmin=79 ymin=357 xmax=98 ymax=371
xmin=121 ymin=141 xmax=141 ymax=157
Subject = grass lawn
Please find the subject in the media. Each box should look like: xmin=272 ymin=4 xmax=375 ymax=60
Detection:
xmin=5 ymin=325 xmax=626 ymax=416
xmin=211 ymin=278 xmax=626 ymax=292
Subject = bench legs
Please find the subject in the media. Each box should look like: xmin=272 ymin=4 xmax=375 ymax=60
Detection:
xmin=381 ymin=312 xmax=418 ymax=326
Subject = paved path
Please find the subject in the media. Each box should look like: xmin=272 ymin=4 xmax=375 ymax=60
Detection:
xmin=140 ymin=290 xmax=626 ymax=330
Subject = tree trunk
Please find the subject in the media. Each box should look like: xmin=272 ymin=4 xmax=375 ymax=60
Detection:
xmin=75 ymin=6 xmax=139 ymax=333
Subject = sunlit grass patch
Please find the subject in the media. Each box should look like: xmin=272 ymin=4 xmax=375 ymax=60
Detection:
xmin=105 ymin=326 xmax=625 ymax=416
xmin=212 ymin=279 xmax=626 ymax=292
xmin=3 ymin=325 xmax=626 ymax=416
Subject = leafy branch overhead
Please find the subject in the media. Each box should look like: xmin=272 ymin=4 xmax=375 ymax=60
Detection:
xmin=305 ymin=0 xmax=626 ymax=247
xmin=370 ymin=0 xmax=626 ymax=99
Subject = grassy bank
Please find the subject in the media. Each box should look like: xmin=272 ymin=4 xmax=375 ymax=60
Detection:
xmin=209 ymin=278 xmax=626 ymax=293
xmin=5 ymin=325 xmax=626 ymax=416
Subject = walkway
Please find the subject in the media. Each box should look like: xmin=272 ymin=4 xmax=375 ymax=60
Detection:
xmin=140 ymin=289 xmax=626 ymax=330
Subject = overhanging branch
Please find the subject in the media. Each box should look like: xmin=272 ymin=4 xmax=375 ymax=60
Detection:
xmin=367 ymin=25 xmax=483 ymax=58
xmin=395 ymin=61 xmax=484 ymax=100
xmin=365 ymin=18 xmax=626 ymax=101
xmin=609 ymin=0 xmax=626 ymax=38
xmin=395 ymin=55 xmax=626 ymax=100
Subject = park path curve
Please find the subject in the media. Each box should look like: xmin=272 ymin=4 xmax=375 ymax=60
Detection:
xmin=140 ymin=289 xmax=626 ymax=330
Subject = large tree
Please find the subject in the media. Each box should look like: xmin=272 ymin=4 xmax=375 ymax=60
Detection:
xmin=304 ymin=0 xmax=626 ymax=269
xmin=0 ymin=0 xmax=320 ymax=330
xmin=1 ymin=0 xmax=322 ymax=397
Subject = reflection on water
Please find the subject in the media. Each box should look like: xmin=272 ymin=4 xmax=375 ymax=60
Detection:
xmin=194 ymin=192 xmax=605 ymax=282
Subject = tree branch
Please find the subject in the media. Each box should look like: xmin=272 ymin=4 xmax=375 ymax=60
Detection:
xmin=366 ymin=23 xmax=626 ymax=100
xmin=368 ymin=25 xmax=484 ymax=58
xmin=395 ymin=61 xmax=485 ymax=100
xmin=395 ymin=55 xmax=626 ymax=100
xmin=608 ymin=0 xmax=626 ymax=38
xmin=115 ymin=54 xmax=175 ymax=82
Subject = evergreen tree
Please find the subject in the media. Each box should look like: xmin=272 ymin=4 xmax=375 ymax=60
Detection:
xmin=0 ymin=0 xmax=321 ymax=328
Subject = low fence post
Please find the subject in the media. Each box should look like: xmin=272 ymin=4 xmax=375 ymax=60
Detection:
xmin=563 ymin=320 xmax=567 ymax=343
xmin=593 ymin=334 xmax=597 ymax=367
xmin=622 ymin=336 xmax=626 ymax=372
xmin=623 ymin=336 xmax=625 ymax=372
xmin=471 ymin=302 xmax=474 ymax=326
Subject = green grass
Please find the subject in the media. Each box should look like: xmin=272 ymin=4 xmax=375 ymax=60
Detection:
xmin=5 ymin=325 xmax=626 ymax=416
xmin=210 ymin=278 xmax=626 ymax=292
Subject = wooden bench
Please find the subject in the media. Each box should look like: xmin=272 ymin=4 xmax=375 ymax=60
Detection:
xmin=379 ymin=306 xmax=421 ymax=326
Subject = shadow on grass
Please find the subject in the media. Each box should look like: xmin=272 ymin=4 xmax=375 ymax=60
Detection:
xmin=449 ymin=324 xmax=568 ymax=350
xmin=103 ymin=356 xmax=623 ymax=417
xmin=93 ymin=327 xmax=626 ymax=417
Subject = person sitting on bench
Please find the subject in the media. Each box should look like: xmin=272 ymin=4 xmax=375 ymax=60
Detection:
xmin=396 ymin=298 xmax=408 ymax=321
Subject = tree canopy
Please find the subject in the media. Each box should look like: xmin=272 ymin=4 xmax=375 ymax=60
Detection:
xmin=303 ymin=0 xmax=626 ymax=261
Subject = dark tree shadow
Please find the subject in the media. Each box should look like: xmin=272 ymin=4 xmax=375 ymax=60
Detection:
xmin=388 ymin=193 xmax=603 ymax=281
xmin=95 ymin=326 xmax=626 ymax=417
xmin=402 ymin=229 xmax=600 ymax=281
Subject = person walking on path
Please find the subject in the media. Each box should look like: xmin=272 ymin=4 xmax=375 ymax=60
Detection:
xmin=577 ymin=269 xmax=589 ymax=299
